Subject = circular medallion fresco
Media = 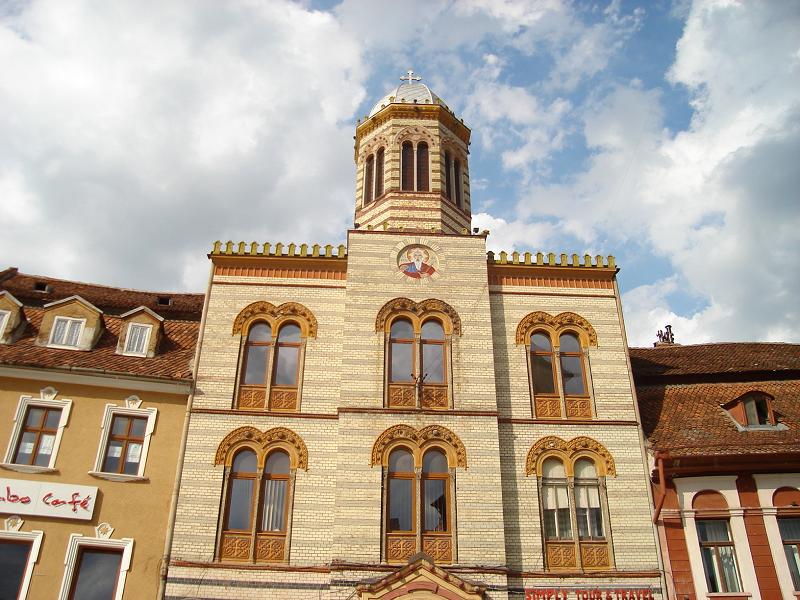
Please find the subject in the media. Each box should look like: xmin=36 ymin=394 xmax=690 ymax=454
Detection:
xmin=397 ymin=245 xmax=439 ymax=279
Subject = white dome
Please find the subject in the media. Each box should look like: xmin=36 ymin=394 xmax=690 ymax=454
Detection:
xmin=369 ymin=80 xmax=446 ymax=117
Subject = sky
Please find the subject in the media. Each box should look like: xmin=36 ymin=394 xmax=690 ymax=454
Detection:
xmin=1 ymin=0 xmax=798 ymax=347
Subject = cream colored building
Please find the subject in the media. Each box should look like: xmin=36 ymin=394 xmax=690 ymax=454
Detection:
xmin=165 ymin=75 xmax=663 ymax=599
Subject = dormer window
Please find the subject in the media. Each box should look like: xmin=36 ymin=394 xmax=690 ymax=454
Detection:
xmin=34 ymin=281 xmax=51 ymax=293
xmin=0 ymin=310 xmax=9 ymax=338
xmin=744 ymin=394 xmax=773 ymax=426
xmin=123 ymin=323 xmax=152 ymax=357
xmin=723 ymin=392 xmax=780 ymax=430
xmin=49 ymin=316 xmax=85 ymax=348
xmin=157 ymin=296 xmax=172 ymax=306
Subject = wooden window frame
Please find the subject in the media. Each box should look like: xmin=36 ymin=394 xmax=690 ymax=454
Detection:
xmin=12 ymin=406 xmax=61 ymax=468
xmin=0 ymin=529 xmax=43 ymax=600
xmin=559 ymin=332 xmax=591 ymax=419
xmin=89 ymin=403 xmax=157 ymax=482
xmin=696 ymin=518 xmax=743 ymax=593
xmin=744 ymin=394 xmax=775 ymax=427
xmin=779 ymin=517 xmax=800 ymax=590
xmin=2 ymin=392 xmax=72 ymax=474
xmin=100 ymin=414 xmax=147 ymax=476
xmin=375 ymin=147 xmax=385 ymax=198
xmin=219 ymin=446 xmax=296 ymax=564
xmin=363 ymin=154 xmax=375 ymax=205
xmin=236 ymin=320 xmax=306 ymax=412
xmin=386 ymin=316 xmax=451 ymax=410
xmin=528 ymin=330 xmax=560 ymax=419
xmin=57 ymin=534 xmax=133 ymax=600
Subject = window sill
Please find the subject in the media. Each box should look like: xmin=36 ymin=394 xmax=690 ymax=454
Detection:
xmin=706 ymin=594 xmax=751 ymax=598
xmin=0 ymin=462 xmax=58 ymax=474
xmin=88 ymin=471 xmax=148 ymax=483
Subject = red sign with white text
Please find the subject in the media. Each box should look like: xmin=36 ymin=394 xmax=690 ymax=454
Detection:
xmin=0 ymin=478 xmax=97 ymax=521
xmin=526 ymin=589 xmax=656 ymax=600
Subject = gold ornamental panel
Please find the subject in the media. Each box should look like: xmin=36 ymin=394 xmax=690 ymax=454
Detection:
xmin=220 ymin=533 xmax=251 ymax=561
xmin=535 ymin=397 xmax=561 ymax=418
xmin=387 ymin=534 xmax=416 ymax=563
xmin=422 ymin=535 xmax=452 ymax=563
xmin=546 ymin=541 xmax=577 ymax=570
xmin=421 ymin=385 xmax=448 ymax=409
xmin=388 ymin=384 xmax=415 ymax=407
xmin=580 ymin=541 xmax=610 ymax=570
xmin=270 ymin=388 xmax=297 ymax=411
xmin=238 ymin=386 xmax=266 ymax=409
xmin=255 ymin=534 xmax=286 ymax=562
xmin=565 ymin=398 xmax=592 ymax=419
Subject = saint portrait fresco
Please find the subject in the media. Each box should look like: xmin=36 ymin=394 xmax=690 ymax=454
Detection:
xmin=398 ymin=245 xmax=438 ymax=279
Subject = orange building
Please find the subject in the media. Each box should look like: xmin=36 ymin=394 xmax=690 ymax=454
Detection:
xmin=0 ymin=268 xmax=203 ymax=599
xmin=633 ymin=342 xmax=800 ymax=600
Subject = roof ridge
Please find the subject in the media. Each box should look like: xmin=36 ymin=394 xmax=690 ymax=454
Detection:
xmin=12 ymin=270 xmax=203 ymax=297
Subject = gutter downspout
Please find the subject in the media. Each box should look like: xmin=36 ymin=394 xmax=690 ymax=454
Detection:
xmin=652 ymin=451 xmax=667 ymax=524
xmin=613 ymin=277 xmax=668 ymax=597
xmin=157 ymin=261 xmax=215 ymax=599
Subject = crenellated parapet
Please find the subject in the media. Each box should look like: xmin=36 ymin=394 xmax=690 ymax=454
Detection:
xmin=487 ymin=250 xmax=616 ymax=269
xmin=210 ymin=240 xmax=347 ymax=259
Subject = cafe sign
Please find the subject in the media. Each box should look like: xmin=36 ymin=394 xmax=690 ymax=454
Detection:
xmin=0 ymin=478 xmax=97 ymax=521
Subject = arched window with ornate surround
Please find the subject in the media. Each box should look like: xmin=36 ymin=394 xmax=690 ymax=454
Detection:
xmin=372 ymin=424 xmax=467 ymax=565
xmin=376 ymin=298 xmax=462 ymax=410
xmin=516 ymin=312 xmax=598 ymax=419
xmin=526 ymin=436 xmax=615 ymax=572
xmin=215 ymin=426 xmax=308 ymax=564
xmin=232 ymin=301 xmax=318 ymax=411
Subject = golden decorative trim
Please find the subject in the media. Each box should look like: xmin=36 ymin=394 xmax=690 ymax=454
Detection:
xmin=515 ymin=311 xmax=597 ymax=346
xmin=525 ymin=436 xmax=616 ymax=477
xmin=375 ymin=297 xmax=462 ymax=336
xmin=232 ymin=300 xmax=318 ymax=338
xmin=371 ymin=424 xmax=467 ymax=469
xmin=546 ymin=541 xmax=577 ymax=569
xmin=565 ymin=398 xmax=592 ymax=419
xmin=534 ymin=397 xmax=561 ymax=419
xmin=422 ymin=536 xmax=453 ymax=563
xmin=386 ymin=535 xmax=416 ymax=563
xmin=214 ymin=426 xmax=309 ymax=471
xmin=581 ymin=541 xmax=611 ymax=570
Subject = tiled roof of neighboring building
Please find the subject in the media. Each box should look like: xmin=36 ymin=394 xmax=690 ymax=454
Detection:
xmin=0 ymin=268 xmax=202 ymax=381
xmin=0 ymin=268 xmax=203 ymax=320
xmin=630 ymin=342 xmax=800 ymax=379
xmin=633 ymin=343 xmax=800 ymax=458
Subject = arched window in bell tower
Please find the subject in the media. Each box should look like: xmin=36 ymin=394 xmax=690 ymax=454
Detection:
xmin=401 ymin=141 xmax=414 ymax=191
xmin=453 ymin=159 xmax=462 ymax=208
xmin=363 ymin=154 xmax=374 ymax=204
xmin=443 ymin=151 xmax=452 ymax=200
xmin=375 ymin=147 xmax=385 ymax=198
xmin=417 ymin=142 xmax=429 ymax=192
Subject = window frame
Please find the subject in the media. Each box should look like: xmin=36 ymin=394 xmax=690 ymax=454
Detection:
xmin=363 ymin=153 xmax=375 ymax=205
xmin=744 ymin=394 xmax=775 ymax=427
xmin=779 ymin=517 xmax=800 ymax=590
xmin=48 ymin=316 xmax=86 ymax=350
xmin=89 ymin=403 xmax=157 ymax=482
xmin=235 ymin=319 xmax=306 ymax=411
xmin=696 ymin=518 xmax=743 ymax=594
xmin=0 ymin=527 xmax=43 ymax=600
xmin=2 ymin=393 xmax=72 ymax=474
xmin=122 ymin=322 xmax=152 ymax=357
xmin=57 ymin=534 xmax=133 ymax=600
xmin=0 ymin=309 xmax=10 ymax=339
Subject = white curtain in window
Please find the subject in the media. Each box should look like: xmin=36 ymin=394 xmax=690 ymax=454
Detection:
xmin=261 ymin=479 xmax=287 ymax=532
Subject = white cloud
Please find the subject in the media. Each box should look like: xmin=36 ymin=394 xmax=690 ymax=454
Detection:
xmin=0 ymin=0 xmax=366 ymax=291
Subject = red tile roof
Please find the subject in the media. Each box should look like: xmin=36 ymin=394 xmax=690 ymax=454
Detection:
xmin=634 ymin=343 xmax=800 ymax=459
xmin=0 ymin=269 xmax=201 ymax=381
xmin=630 ymin=342 xmax=800 ymax=379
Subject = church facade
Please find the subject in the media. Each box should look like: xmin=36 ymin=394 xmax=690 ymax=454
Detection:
xmin=164 ymin=75 xmax=663 ymax=599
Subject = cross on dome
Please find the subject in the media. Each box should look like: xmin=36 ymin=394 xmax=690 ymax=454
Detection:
xmin=400 ymin=69 xmax=421 ymax=84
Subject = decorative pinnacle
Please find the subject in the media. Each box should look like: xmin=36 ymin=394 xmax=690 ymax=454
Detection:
xmin=400 ymin=69 xmax=421 ymax=84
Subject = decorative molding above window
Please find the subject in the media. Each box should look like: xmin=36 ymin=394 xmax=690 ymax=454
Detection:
xmin=515 ymin=311 xmax=598 ymax=347
xmin=371 ymin=423 xmax=467 ymax=469
xmin=232 ymin=301 xmax=318 ymax=338
xmin=525 ymin=435 xmax=616 ymax=477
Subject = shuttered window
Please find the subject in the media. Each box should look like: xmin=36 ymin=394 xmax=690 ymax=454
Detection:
xmin=401 ymin=141 xmax=414 ymax=190
xmin=416 ymin=142 xmax=429 ymax=191
xmin=363 ymin=154 xmax=374 ymax=204
xmin=453 ymin=159 xmax=462 ymax=207
xmin=375 ymin=148 xmax=385 ymax=197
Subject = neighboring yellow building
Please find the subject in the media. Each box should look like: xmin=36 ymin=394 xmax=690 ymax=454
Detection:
xmin=0 ymin=268 xmax=203 ymax=599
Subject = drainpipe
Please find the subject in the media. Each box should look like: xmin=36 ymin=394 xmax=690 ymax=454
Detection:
xmin=652 ymin=451 xmax=667 ymax=524
xmin=157 ymin=261 xmax=215 ymax=599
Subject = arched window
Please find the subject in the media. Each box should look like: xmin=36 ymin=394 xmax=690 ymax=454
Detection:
xmin=401 ymin=141 xmax=414 ymax=191
xmin=518 ymin=312 xmax=597 ymax=419
xmin=416 ymin=142 xmax=429 ymax=191
xmin=383 ymin=306 xmax=456 ymax=410
xmin=233 ymin=301 xmax=317 ymax=411
xmin=363 ymin=154 xmax=374 ymax=204
xmin=216 ymin=427 xmax=308 ymax=564
xmin=443 ymin=151 xmax=452 ymax=200
xmin=528 ymin=437 xmax=614 ymax=571
xmin=224 ymin=450 xmax=257 ymax=535
xmin=453 ymin=158 xmax=462 ymax=208
xmin=375 ymin=147 xmax=385 ymax=197
xmin=374 ymin=424 xmax=465 ymax=564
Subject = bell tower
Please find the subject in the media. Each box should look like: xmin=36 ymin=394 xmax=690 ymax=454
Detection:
xmin=353 ymin=71 xmax=472 ymax=235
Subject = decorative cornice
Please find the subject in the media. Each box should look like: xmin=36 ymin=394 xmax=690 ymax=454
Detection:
xmin=515 ymin=311 xmax=598 ymax=346
xmin=488 ymin=250 xmax=615 ymax=269
xmin=211 ymin=240 xmax=346 ymax=259
xmin=525 ymin=435 xmax=616 ymax=477
xmin=214 ymin=426 xmax=309 ymax=471
xmin=232 ymin=301 xmax=318 ymax=338
xmin=370 ymin=424 xmax=467 ymax=468
xmin=375 ymin=298 xmax=462 ymax=336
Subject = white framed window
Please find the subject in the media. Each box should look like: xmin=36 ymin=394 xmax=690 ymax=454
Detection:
xmin=48 ymin=317 xmax=85 ymax=349
xmin=89 ymin=399 xmax=156 ymax=482
xmin=57 ymin=533 xmax=133 ymax=600
xmin=122 ymin=323 xmax=152 ymax=357
xmin=0 ymin=309 xmax=10 ymax=337
xmin=2 ymin=389 xmax=72 ymax=474
xmin=0 ymin=519 xmax=43 ymax=600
